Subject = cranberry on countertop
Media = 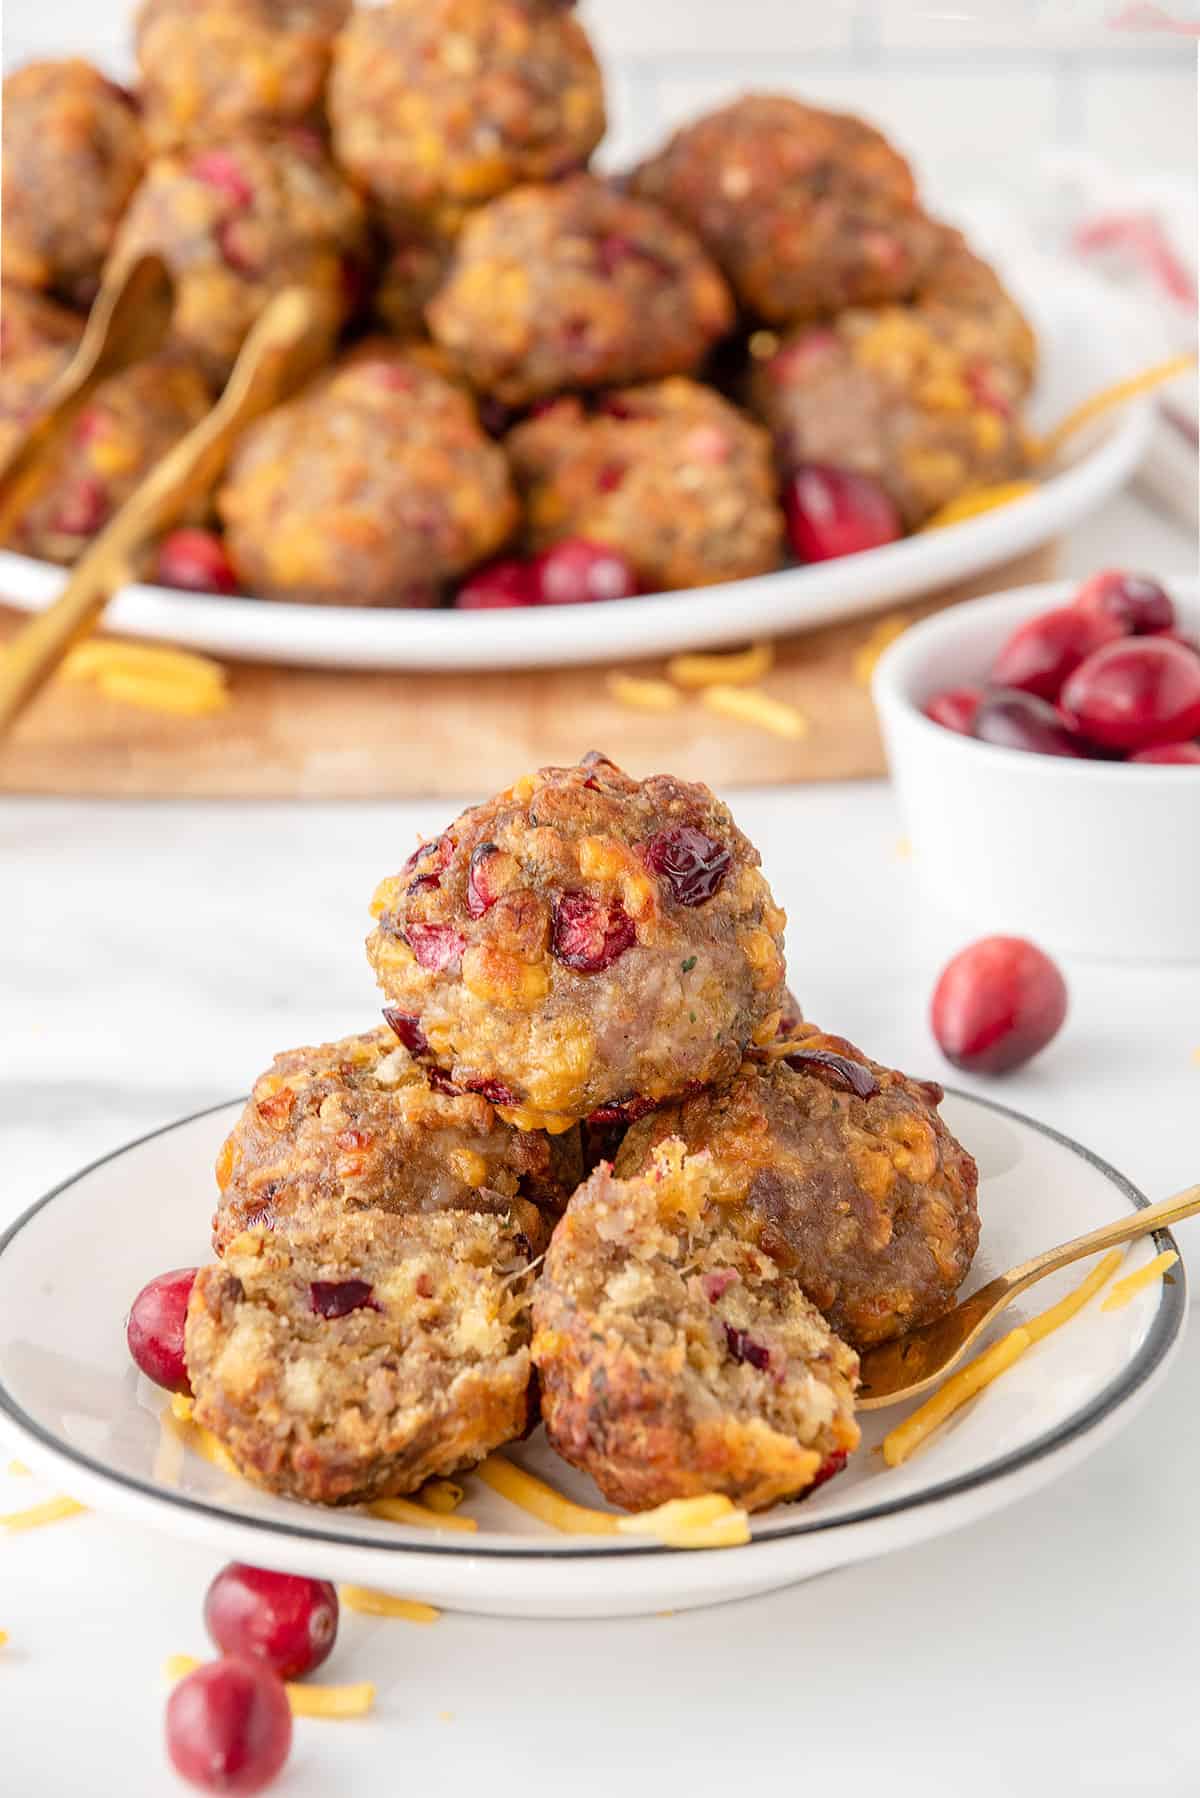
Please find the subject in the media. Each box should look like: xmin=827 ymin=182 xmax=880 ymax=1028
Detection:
xmin=784 ymin=465 xmax=902 ymax=563
xmin=534 ymin=538 xmax=639 ymax=606
xmin=931 ymin=936 xmax=1068 ymax=1075
xmin=1072 ymin=569 xmax=1174 ymax=636
xmin=166 ymin=1656 xmax=292 ymax=1795
xmin=157 ymin=529 xmax=240 ymax=596
xmin=972 ymin=690 xmax=1091 ymax=759
xmin=989 ymin=604 xmax=1122 ymax=701
xmin=127 ymin=1267 xmax=197 ymax=1394
xmin=454 ymin=559 xmax=538 ymax=610
xmin=1061 ymin=637 xmax=1200 ymax=751
xmin=923 ymin=686 xmax=982 ymax=735
xmin=204 ymin=1564 xmax=339 ymax=1681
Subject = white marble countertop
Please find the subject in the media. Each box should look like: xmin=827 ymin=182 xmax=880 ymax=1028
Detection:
xmin=3 ymin=490 xmax=1200 ymax=1795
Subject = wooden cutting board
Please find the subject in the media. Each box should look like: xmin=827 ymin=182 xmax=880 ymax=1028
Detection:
xmin=0 ymin=542 xmax=1056 ymax=797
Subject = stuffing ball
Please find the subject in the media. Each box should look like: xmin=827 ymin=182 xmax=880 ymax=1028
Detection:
xmin=506 ymin=379 xmax=784 ymax=591
xmin=218 ymin=344 xmax=518 ymax=604
xmin=616 ymin=1024 xmax=980 ymax=1351
xmin=2 ymin=60 xmax=145 ymax=306
xmin=533 ymin=1141 xmax=861 ymax=1512
xmin=428 ymin=176 xmax=734 ymax=405
xmin=0 ymin=285 xmax=84 ymax=363
xmin=366 ymin=752 xmax=788 ymax=1130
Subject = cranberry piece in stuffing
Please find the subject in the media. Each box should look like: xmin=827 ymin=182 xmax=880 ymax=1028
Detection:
xmin=309 ymin=1279 xmax=378 ymax=1319
xmin=383 ymin=1007 xmax=429 ymax=1055
xmin=404 ymin=922 xmax=466 ymax=973
xmin=551 ymin=892 xmax=636 ymax=972
xmin=642 ymin=825 xmax=731 ymax=905
xmin=190 ymin=149 xmax=254 ymax=209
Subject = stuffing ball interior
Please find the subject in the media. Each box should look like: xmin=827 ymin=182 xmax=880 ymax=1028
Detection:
xmin=187 ymin=1210 xmax=536 ymax=1505
xmin=616 ymin=1025 xmax=980 ymax=1350
xmin=212 ymin=1024 xmax=579 ymax=1255
xmin=533 ymin=1140 xmax=861 ymax=1513
xmin=366 ymin=752 xmax=788 ymax=1129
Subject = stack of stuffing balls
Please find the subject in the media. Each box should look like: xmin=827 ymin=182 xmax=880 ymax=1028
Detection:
xmin=0 ymin=0 xmax=1036 ymax=608
xmin=135 ymin=753 xmax=981 ymax=1514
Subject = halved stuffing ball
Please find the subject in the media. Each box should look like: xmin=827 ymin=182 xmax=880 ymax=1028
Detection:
xmin=217 ymin=344 xmax=517 ymax=604
xmin=0 ymin=285 xmax=84 ymax=363
xmin=329 ymin=0 xmax=605 ymax=224
xmin=366 ymin=752 xmax=788 ymax=1130
xmin=616 ymin=1024 xmax=980 ymax=1351
xmin=187 ymin=1211 xmax=535 ymax=1504
xmin=631 ymin=92 xmax=940 ymax=325
xmin=107 ymin=135 xmax=367 ymax=380
xmin=0 ymin=353 xmax=212 ymax=562
xmin=136 ymin=0 xmax=350 ymax=150
xmin=212 ymin=1024 xmax=580 ymax=1254
xmin=1 ymin=60 xmax=145 ymax=306
xmin=506 ymin=380 xmax=784 ymax=591
xmin=751 ymin=227 xmax=1035 ymax=529
xmin=533 ymin=1141 xmax=860 ymax=1513
xmin=428 ymin=176 xmax=734 ymax=405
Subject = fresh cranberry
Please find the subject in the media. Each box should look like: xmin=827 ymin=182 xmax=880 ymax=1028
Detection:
xmin=454 ymin=559 xmax=538 ymax=610
xmin=534 ymin=538 xmax=639 ymax=606
xmin=1073 ymin=569 xmax=1174 ymax=635
xmin=204 ymin=1565 xmax=338 ymax=1681
xmin=1153 ymin=629 xmax=1200 ymax=658
xmin=127 ymin=1268 xmax=197 ymax=1394
xmin=165 ymin=1656 xmax=292 ymax=1795
xmin=383 ymin=1007 xmax=429 ymax=1055
xmin=782 ymin=1048 xmax=879 ymax=1100
xmin=642 ymin=826 xmax=731 ymax=906
xmin=309 ymin=1279 xmax=377 ymax=1319
xmin=931 ymin=936 xmax=1068 ymax=1075
xmin=990 ymin=605 xmax=1122 ymax=702
xmin=723 ymin=1324 xmax=771 ymax=1371
xmin=551 ymin=891 xmax=636 ymax=972
xmin=1129 ymin=740 xmax=1200 ymax=764
xmin=972 ymin=690 xmax=1091 ymax=758
xmin=190 ymin=150 xmax=254 ymax=209
xmin=1061 ymin=637 xmax=1200 ymax=751
xmin=784 ymin=465 xmax=902 ymax=562
xmin=922 ymin=686 xmax=982 ymax=735
xmin=52 ymin=477 xmax=108 ymax=537
xmin=157 ymin=529 xmax=239 ymax=596
xmin=404 ymin=922 xmax=466 ymax=972
xmin=466 ymin=842 xmax=504 ymax=917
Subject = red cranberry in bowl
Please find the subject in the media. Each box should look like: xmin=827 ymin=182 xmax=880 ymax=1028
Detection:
xmin=931 ymin=936 xmax=1068 ymax=1075
xmin=127 ymin=1267 xmax=197 ymax=1394
xmin=923 ymin=686 xmax=982 ymax=736
xmin=989 ymin=605 xmax=1122 ymax=702
xmin=165 ymin=1656 xmax=292 ymax=1795
xmin=784 ymin=465 xmax=902 ymax=563
xmin=157 ymin=529 xmax=240 ymax=596
xmin=1061 ymin=637 xmax=1200 ymax=751
xmin=1128 ymin=740 xmax=1200 ymax=764
xmin=972 ymin=690 xmax=1091 ymax=759
xmin=534 ymin=538 xmax=639 ymax=606
xmin=1073 ymin=569 xmax=1174 ymax=636
xmin=454 ymin=559 xmax=538 ymax=610
xmin=204 ymin=1564 xmax=338 ymax=1681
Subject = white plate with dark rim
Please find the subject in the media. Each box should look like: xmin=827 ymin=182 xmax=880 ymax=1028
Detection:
xmin=0 ymin=1087 xmax=1184 ymax=1617
xmin=0 ymin=258 xmax=1154 ymax=672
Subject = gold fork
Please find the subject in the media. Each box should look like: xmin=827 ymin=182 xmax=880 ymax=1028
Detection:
xmin=856 ymin=1181 xmax=1198 ymax=1409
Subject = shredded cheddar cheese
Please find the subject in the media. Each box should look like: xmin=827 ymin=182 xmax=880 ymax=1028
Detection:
xmin=1023 ymin=1249 xmax=1125 ymax=1342
xmin=162 ymin=1399 xmax=241 ymax=1476
xmin=339 ymin=1586 xmax=441 ymax=1623
xmin=1101 ymin=1250 xmax=1178 ymax=1312
xmin=605 ymin=674 xmax=682 ymax=713
xmin=367 ymin=1495 xmax=478 ymax=1533
xmin=921 ymin=481 xmax=1037 ymax=529
xmin=6 ymin=1461 xmax=30 ymax=1477
xmin=700 ymin=684 xmax=808 ymax=740
xmin=1 ymin=1495 xmax=87 ymax=1532
xmin=170 ymin=1393 xmax=194 ymax=1423
xmin=0 ymin=1630 xmax=7 ymax=1647
xmin=617 ymin=1496 xmax=750 ymax=1549
xmin=1036 ymin=352 xmax=1196 ymax=463
xmin=666 ymin=642 xmax=774 ymax=689
xmin=852 ymin=613 xmax=911 ymax=685
xmin=60 ymin=638 xmax=230 ymax=717
xmin=476 ymin=1456 xmax=619 ymax=1535
xmin=166 ymin=1657 xmax=376 ymax=1718
xmin=419 ymin=1478 xmax=465 ymax=1514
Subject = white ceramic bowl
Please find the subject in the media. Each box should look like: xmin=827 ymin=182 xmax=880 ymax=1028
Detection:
xmin=872 ymin=575 xmax=1200 ymax=963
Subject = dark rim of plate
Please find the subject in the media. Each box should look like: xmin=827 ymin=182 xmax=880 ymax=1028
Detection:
xmin=0 ymin=1087 xmax=1185 ymax=1562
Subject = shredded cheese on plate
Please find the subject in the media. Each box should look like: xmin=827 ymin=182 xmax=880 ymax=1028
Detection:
xmin=1101 ymin=1250 xmax=1178 ymax=1312
xmin=419 ymin=1478 xmax=465 ymax=1515
xmin=921 ymin=481 xmax=1036 ymax=530
xmin=367 ymin=1495 xmax=477 ymax=1533
xmin=477 ymin=1458 xmax=749 ymax=1547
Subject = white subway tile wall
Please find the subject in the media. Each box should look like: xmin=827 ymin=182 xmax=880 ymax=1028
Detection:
xmin=1 ymin=1 xmax=1195 ymax=199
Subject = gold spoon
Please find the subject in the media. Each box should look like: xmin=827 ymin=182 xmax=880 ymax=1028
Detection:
xmin=0 ymin=283 xmax=338 ymax=737
xmin=856 ymin=1181 xmax=1198 ymax=1410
